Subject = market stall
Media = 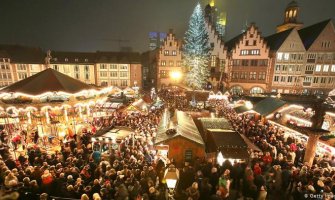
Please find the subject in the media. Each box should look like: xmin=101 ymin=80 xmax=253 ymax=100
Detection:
xmin=0 ymin=68 xmax=114 ymax=154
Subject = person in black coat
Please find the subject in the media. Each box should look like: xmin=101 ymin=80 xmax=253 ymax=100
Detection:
xmin=200 ymin=178 xmax=213 ymax=200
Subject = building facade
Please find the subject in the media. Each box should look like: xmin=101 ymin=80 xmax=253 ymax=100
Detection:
xmin=156 ymin=30 xmax=182 ymax=88
xmin=226 ymin=24 xmax=272 ymax=94
xmin=50 ymin=52 xmax=96 ymax=85
xmin=95 ymin=52 xmax=142 ymax=88
xmin=205 ymin=16 xmax=228 ymax=90
xmin=0 ymin=45 xmax=142 ymax=89
xmin=266 ymin=29 xmax=306 ymax=93
xmin=0 ymin=45 xmax=45 ymax=87
xmin=299 ymin=20 xmax=335 ymax=94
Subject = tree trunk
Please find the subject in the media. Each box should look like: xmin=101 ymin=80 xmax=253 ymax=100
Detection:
xmin=303 ymin=134 xmax=320 ymax=167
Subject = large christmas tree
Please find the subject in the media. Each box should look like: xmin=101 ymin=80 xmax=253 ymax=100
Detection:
xmin=183 ymin=3 xmax=210 ymax=90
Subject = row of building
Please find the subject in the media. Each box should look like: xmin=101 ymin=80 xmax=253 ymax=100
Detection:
xmin=0 ymin=1 xmax=334 ymax=95
xmin=0 ymin=47 xmax=142 ymax=89
xmin=146 ymin=1 xmax=335 ymax=95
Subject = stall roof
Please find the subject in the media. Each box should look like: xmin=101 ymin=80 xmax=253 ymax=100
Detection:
xmin=208 ymin=129 xmax=248 ymax=148
xmin=155 ymin=110 xmax=205 ymax=146
xmin=253 ymin=97 xmax=286 ymax=116
xmin=207 ymin=129 xmax=250 ymax=159
xmin=0 ymin=68 xmax=95 ymax=95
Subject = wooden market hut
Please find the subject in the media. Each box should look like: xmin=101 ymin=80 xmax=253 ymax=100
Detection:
xmin=155 ymin=110 xmax=205 ymax=167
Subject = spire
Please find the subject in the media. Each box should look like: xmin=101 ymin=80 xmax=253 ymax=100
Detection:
xmin=276 ymin=0 xmax=303 ymax=32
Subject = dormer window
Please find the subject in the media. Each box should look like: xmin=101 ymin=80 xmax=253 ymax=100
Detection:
xmin=85 ymin=59 xmax=88 ymax=62
xmin=54 ymin=58 xmax=58 ymax=61
xmin=75 ymin=58 xmax=79 ymax=62
xmin=65 ymin=58 xmax=68 ymax=62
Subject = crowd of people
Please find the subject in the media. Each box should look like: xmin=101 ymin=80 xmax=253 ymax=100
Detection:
xmin=0 ymin=90 xmax=335 ymax=200
xmin=214 ymin=99 xmax=335 ymax=199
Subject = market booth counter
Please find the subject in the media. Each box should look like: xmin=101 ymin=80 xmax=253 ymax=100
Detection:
xmin=92 ymin=126 xmax=134 ymax=160
xmin=206 ymin=129 xmax=252 ymax=165
xmin=154 ymin=110 xmax=205 ymax=167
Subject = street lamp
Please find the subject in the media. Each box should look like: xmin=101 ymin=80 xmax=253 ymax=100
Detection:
xmin=170 ymin=71 xmax=182 ymax=85
xmin=164 ymin=164 xmax=179 ymax=199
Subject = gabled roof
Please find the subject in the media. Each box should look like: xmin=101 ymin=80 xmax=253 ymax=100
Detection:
xmin=208 ymin=129 xmax=247 ymax=148
xmin=0 ymin=44 xmax=45 ymax=64
xmin=51 ymin=51 xmax=96 ymax=64
xmin=253 ymin=97 xmax=286 ymax=116
xmin=207 ymin=129 xmax=250 ymax=159
xmin=225 ymin=32 xmax=244 ymax=52
xmin=96 ymin=51 xmax=141 ymax=64
xmin=155 ymin=110 xmax=204 ymax=146
xmin=265 ymin=28 xmax=294 ymax=51
xmin=0 ymin=68 xmax=95 ymax=95
xmin=298 ymin=19 xmax=332 ymax=50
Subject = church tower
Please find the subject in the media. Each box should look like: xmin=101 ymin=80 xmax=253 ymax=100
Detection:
xmin=276 ymin=1 xmax=303 ymax=33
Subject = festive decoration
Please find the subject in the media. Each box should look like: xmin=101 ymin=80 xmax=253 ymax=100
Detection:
xmin=182 ymin=3 xmax=211 ymax=89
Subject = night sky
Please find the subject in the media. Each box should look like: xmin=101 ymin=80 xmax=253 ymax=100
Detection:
xmin=0 ymin=0 xmax=334 ymax=53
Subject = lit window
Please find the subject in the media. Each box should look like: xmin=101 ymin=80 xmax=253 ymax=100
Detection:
xmin=211 ymin=56 xmax=216 ymax=67
xmin=306 ymin=65 xmax=314 ymax=71
xmin=331 ymin=65 xmax=335 ymax=72
xmin=111 ymin=80 xmax=118 ymax=86
xmin=120 ymin=72 xmax=128 ymax=77
xmin=100 ymin=72 xmax=107 ymax=77
xmin=250 ymin=87 xmax=263 ymax=94
xmin=304 ymin=77 xmax=312 ymax=83
xmin=284 ymin=53 xmax=289 ymax=60
xmin=161 ymin=61 xmax=166 ymax=66
xmin=323 ymin=65 xmax=329 ymax=72
xmin=110 ymin=71 xmax=118 ymax=77
xmin=120 ymin=80 xmax=128 ymax=87
xmin=110 ymin=64 xmax=117 ymax=70
xmin=169 ymin=61 xmax=174 ymax=67
xmin=277 ymin=53 xmax=283 ymax=60
xmin=315 ymin=65 xmax=321 ymax=72
xmin=100 ymin=64 xmax=107 ymax=69
xmin=258 ymin=72 xmax=266 ymax=80
xmin=172 ymin=50 xmax=177 ymax=56
xmin=120 ymin=65 xmax=128 ymax=70
xmin=164 ymin=50 xmax=169 ymax=56
xmin=249 ymin=72 xmax=256 ymax=80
